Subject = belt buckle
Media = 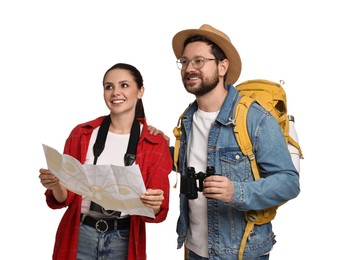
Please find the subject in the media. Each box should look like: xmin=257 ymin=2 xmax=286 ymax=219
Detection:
xmin=95 ymin=219 xmax=108 ymax=233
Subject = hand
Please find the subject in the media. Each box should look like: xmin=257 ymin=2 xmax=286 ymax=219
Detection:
xmin=203 ymin=175 xmax=234 ymax=203
xmin=39 ymin=168 xmax=67 ymax=203
xmin=147 ymin=125 xmax=170 ymax=145
xmin=39 ymin=168 xmax=60 ymax=189
xmin=140 ymin=189 xmax=164 ymax=215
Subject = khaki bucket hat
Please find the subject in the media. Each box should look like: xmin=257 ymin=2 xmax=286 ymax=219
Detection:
xmin=172 ymin=24 xmax=242 ymax=85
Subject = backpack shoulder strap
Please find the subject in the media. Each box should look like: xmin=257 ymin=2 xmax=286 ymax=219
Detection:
xmin=172 ymin=104 xmax=191 ymax=188
xmin=234 ymin=95 xmax=281 ymax=260
xmin=173 ymin=117 xmax=182 ymax=174
xmin=234 ymin=95 xmax=260 ymax=180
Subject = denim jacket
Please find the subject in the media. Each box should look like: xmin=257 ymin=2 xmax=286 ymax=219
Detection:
xmin=176 ymin=85 xmax=300 ymax=260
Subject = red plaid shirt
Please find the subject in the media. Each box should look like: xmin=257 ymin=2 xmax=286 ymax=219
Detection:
xmin=45 ymin=116 xmax=172 ymax=260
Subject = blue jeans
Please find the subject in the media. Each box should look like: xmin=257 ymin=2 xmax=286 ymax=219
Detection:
xmin=188 ymin=250 xmax=209 ymax=260
xmin=188 ymin=250 xmax=269 ymax=260
xmin=77 ymin=222 xmax=129 ymax=260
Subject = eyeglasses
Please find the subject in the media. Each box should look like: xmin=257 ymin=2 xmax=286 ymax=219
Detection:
xmin=176 ymin=56 xmax=218 ymax=70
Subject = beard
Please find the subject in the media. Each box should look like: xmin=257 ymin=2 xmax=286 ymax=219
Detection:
xmin=183 ymin=71 xmax=220 ymax=97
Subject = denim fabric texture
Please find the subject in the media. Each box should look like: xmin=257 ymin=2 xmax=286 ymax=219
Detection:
xmin=176 ymin=84 xmax=300 ymax=260
xmin=77 ymin=223 xmax=129 ymax=260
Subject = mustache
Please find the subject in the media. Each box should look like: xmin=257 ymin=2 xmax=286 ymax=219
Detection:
xmin=184 ymin=72 xmax=201 ymax=79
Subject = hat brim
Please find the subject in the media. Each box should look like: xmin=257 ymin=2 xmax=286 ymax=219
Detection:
xmin=172 ymin=28 xmax=241 ymax=85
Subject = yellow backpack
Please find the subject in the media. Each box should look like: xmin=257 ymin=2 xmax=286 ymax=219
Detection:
xmin=173 ymin=79 xmax=303 ymax=260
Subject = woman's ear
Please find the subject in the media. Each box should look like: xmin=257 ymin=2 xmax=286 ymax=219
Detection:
xmin=138 ymin=86 xmax=145 ymax=99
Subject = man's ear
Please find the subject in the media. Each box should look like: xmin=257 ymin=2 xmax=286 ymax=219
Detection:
xmin=219 ymin=59 xmax=229 ymax=79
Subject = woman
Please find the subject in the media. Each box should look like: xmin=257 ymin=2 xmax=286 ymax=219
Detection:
xmin=39 ymin=63 xmax=172 ymax=260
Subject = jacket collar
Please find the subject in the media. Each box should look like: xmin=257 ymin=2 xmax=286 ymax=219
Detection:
xmin=184 ymin=84 xmax=239 ymax=126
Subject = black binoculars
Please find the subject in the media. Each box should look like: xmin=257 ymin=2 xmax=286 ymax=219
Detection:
xmin=180 ymin=166 xmax=215 ymax=199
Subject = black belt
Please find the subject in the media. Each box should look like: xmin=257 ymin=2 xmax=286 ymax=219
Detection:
xmin=81 ymin=214 xmax=130 ymax=233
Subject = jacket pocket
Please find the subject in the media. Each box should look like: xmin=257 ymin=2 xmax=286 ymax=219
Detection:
xmin=219 ymin=147 xmax=252 ymax=182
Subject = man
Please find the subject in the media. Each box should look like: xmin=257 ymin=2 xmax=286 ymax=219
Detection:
xmin=172 ymin=24 xmax=300 ymax=260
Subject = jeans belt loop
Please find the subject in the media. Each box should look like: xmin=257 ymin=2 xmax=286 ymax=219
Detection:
xmin=95 ymin=219 xmax=109 ymax=233
xmin=80 ymin=213 xmax=86 ymax=223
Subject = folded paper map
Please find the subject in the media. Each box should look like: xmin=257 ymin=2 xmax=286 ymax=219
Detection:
xmin=42 ymin=144 xmax=155 ymax=218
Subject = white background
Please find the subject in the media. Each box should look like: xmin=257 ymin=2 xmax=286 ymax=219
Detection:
xmin=1 ymin=0 xmax=339 ymax=259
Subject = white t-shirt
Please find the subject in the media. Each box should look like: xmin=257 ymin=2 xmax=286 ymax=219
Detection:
xmin=81 ymin=126 xmax=130 ymax=216
xmin=186 ymin=108 xmax=219 ymax=258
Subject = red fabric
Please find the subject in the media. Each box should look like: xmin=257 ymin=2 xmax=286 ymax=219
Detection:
xmin=45 ymin=116 xmax=172 ymax=260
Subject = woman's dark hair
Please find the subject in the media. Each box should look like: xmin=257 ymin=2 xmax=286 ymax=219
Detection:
xmin=184 ymin=35 xmax=228 ymax=82
xmin=103 ymin=63 xmax=145 ymax=118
